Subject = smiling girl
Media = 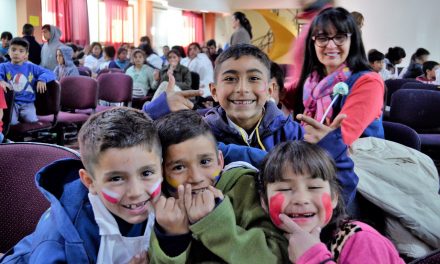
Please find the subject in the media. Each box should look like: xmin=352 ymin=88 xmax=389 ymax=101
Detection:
xmin=258 ymin=141 xmax=404 ymax=263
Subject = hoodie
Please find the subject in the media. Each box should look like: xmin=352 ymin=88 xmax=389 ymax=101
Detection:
xmin=53 ymin=46 xmax=80 ymax=80
xmin=0 ymin=159 xmax=99 ymax=263
xmin=40 ymin=25 xmax=64 ymax=70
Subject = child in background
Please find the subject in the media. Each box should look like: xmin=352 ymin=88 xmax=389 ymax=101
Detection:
xmin=0 ymin=31 xmax=13 ymax=60
xmin=368 ymin=49 xmax=391 ymax=81
xmin=126 ymin=49 xmax=156 ymax=98
xmin=269 ymin=62 xmax=290 ymax=115
xmin=109 ymin=47 xmax=130 ymax=70
xmin=0 ymin=37 xmax=56 ymax=125
xmin=84 ymin=42 xmax=105 ymax=74
xmin=257 ymin=141 xmax=404 ymax=264
xmin=0 ymin=108 xmax=161 ymax=263
xmin=98 ymin=46 xmax=116 ymax=72
xmin=416 ymin=61 xmax=439 ymax=84
xmin=54 ymin=46 xmax=80 ymax=81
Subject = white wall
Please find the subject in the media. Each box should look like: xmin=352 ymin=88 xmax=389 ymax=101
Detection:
xmin=0 ymin=0 xmax=17 ymax=36
xmin=337 ymin=0 xmax=440 ymax=66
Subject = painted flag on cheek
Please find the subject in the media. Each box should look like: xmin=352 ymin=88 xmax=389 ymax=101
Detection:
xmin=102 ymin=188 xmax=121 ymax=204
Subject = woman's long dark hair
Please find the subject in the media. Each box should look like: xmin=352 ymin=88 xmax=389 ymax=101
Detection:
xmin=233 ymin=12 xmax=253 ymax=39
xmin=294 ymin=7 xmax=370 ymax=116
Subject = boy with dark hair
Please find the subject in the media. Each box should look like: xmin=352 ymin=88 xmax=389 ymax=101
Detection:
xmin=368 ymin=49 xmax=385 ymax=73
xmin=40 ymin=24 xmax=63 ymax=70
xmin=416 ymin=61 xmax=439 ymax=84
xmin=150 ymin=109 xmax=357 ymax=263
xmin=206 ymin=39 xmax=219 ymax=64
xmin=22 ymin=23 xmax=42 ymax=65
xmin=269 ymin=61 xmax=285 ymax=107
xmin=0 ymin=37 xmax=56 ymax=125
xmin=0 ymin=31 xmax=13 ymax=57
xmin=151 ymin=109 xmax=288 ymax=263
xmin=1 ymin=107 xmax=162 ymax=263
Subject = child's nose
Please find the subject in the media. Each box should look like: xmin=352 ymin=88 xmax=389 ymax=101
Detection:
xmin=126 ymin=179 xmax=144 ymax=198
xmin=292 ymin=190 xmax=311 ymax=205
xmin=235 ymin=79 xmax=250 ymax=94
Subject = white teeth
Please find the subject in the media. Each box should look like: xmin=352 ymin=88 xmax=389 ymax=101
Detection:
xmin=122 ymin=200 xmax=148 ymax=210
xmin=232 ymin=100 xmax=253 ymax=104
xmin=290 ymin=213 xmax=315 ymax=218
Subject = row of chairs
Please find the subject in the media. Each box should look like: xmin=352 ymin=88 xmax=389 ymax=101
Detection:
xmin=4 ymin=73 xmax=133 ymax=144
xmin=1 ymin=141 xmax=439 ymax=263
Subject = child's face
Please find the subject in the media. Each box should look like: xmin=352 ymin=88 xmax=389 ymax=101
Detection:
xmin=167 ymin=53 xmax=179 ymax=66
xmin=163 ymin=135 xmax=224 ymax=198
xmin=265 ymin=167 xmax=338 ymax=233
xmin=211 ymin=55 xmax=273 ymax=130
xmin=1 ymin=38 xmax=8 ymax=48
xmin=371 ymin=60 xmax=384 ymax=73
xmin=92 ymin=45 xmax=102 ymax=57
xmin=80 ymin=146 xmax=162 ymax=224
xmin=8 ymin=44 xmax=28 ymax=64
xmin=133 ymin=52 xmax=145 ymax=66
xmin=42 ymin=28 xmax=51 ymax=42
xmin=56 ymin=50 xmax=64 ymax=65
xmin=427 ymin=65 xmax=440 ymax=80
xmin=118 ymin=50 xmax=127 ymax=61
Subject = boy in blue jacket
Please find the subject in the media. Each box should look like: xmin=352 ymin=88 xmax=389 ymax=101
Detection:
xmin=0 ymin=37 xmax=56 ymax=125
xmin=0 ymin=108 xmax=162 ymax=263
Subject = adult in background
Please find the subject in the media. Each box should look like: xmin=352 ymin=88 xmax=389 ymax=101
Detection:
xmin=296 ymin=7 xmax=384 ymax=146
xmin=282 ymin=0 xmax=334 ymax=113
xmin=230 ymin=12 xmax=252 ymax=46
xmin=22 ymin=24 xmax=41 ymax=65
xmin=40 ymin=24 xmax=63 ymax=70
xmin=402 ymin=48 xmax=430 ymax=79
xmin=351 ymin=11 xmax=364 ymax=30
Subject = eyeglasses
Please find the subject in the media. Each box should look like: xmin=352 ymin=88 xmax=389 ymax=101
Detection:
xmin=312 ymin=33 xmax=352 ymax=48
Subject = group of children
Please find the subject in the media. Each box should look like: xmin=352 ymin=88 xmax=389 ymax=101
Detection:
xmin=0 ymin=39 xmax=405 ymax=263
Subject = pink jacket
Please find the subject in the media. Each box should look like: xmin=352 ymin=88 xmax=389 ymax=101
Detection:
xmin=296 ymin=221 xmax=404 ymax=264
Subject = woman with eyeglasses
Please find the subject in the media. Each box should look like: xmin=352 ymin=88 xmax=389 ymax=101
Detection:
xmin=295 ymin=7 xmax=384 ymax=146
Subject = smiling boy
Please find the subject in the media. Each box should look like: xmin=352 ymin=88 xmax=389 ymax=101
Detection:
xmin=1 ymin=108 xmax=161 ymax=263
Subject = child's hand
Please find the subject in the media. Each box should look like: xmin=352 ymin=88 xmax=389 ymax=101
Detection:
xmin=36 ymin=81 xmax=47 ymax=93
xmin=184 ymin=185 xmax=223 ymax=224
xmin=128 ymin=251 xmax=149 ymax=264
xmin=0 ymin=80 xmax=11 ymax=92
xmin=153 ymin=70 xmax=159 ymax=81
xmin=279 ymin=214 xmax=321 ymax=263
xmin=297 ymin=113 xmax=346 ymax=144
xmin=154 ymin=185 xmax=189 ymax=235
xmin=165 ymin=77 xmax=202 ymax=112
xmin=167 ymin=70 xmax=176 ymax=89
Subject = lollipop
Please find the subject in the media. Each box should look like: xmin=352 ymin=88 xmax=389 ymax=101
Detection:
xmin=320 ymin=82 xmax=349 ymax=124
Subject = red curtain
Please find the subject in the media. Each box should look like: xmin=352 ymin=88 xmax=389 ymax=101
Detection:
xmin=103 ymin=0 xmax=129 ymax=50
xmin=182 ymin=11 xmax=204 ymax=44
xmin=42 ymin=0 xmax=89 ymax=46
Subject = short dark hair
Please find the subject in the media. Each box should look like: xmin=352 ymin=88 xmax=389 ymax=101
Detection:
xmin=368 ymin=49 xmax=385 ymax=63
xmin=172 ymin=45 xmax=186 ymax=58
xmin=78 ymin=107 xmax=161 ymax=174
xmin=257 ymin=141 xmax=347 ymax=240
xmin=22 ymin=24 xmax=34 ymax=36
xmin=104 ymin=46 xmax=116 ymax=58
xmin=117 ymin=47 xmax=127 ymax=56
xmin=207 ymin=39 xmax=216 ymax=47
xmin=42 ymin=24 xmax=51 ymax=31
xmin=385 ymin=47 xmax=406 ymax=64
xmin=10 ymin=37 xmax=29 ymax=51
xmin=154 ymin=110 xmax=218 ymax=158
xmin=167 ymin=49 xmax=181 ymax=58
xmin=422 ymin=61 xmax=439 ymax=75
xmin=214 ymin=44 xmax=271 ymax=83
xmin=1 ymin=31 xmax=13 ymax=41
xmin=270 ymin=62 xmax=285 ymax=93
xmin=412 ymin=48 xmax=430 ymax=62
xmin=140 ymin=36 xmax=151 ymax=45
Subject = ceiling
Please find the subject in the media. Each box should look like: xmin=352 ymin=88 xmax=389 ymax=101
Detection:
xmin=165 ymin=0 xmax=302 ymax=13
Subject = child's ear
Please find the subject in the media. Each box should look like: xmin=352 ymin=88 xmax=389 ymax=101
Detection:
xmin=267 ymin=79 xmax=275 ymax=99
xmin=79 ymin=169 xmax=97 ymax=194
xmin=209 ymin=83 xmax=220 ymax=102
xmin=217 ymin=149 xmax=225 ymax=168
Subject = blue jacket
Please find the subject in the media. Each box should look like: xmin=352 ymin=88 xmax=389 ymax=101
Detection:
xmin=0 ymin=62 xmax=56 ymax=104
xmin=204 ymin=101 xmax=304 ymax=151
xmin=1 ymin=159 xmax=99 ymax=263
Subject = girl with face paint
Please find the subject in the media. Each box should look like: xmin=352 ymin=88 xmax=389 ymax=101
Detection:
xmin=257 ymin=141 xmax=404 ymax=264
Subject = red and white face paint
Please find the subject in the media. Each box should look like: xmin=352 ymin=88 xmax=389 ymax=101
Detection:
xmin=102 ymin=188 xmax=121 ymax=204
xmin=321 ymin=193 xmax=333 ymax=224
xmin=148 ymin=179 xmax=162 ymax=201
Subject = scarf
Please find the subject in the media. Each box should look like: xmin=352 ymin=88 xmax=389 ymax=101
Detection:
xmin=303 ymin=65 xmax=351 ymax=125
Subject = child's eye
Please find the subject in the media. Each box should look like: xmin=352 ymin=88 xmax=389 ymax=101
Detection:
xmin=200 ymin=159 xmax=212 ymax=166
xmin=276 ymin=188 xmax=291 ymax=192
xmin=249 ymin=76 xmax=261 ymax=81
xmin=142 ymin=170 xmax=154 ymax=177
xmin=172 ymin=164 xmax=185 ymax=171
xmin=109 ymin=176 xmax=123 ymax=182
xmin=223 ymin=76 xmax=237 ymax=82
xmin=308 ymin=186 xmax=322 ymax=190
